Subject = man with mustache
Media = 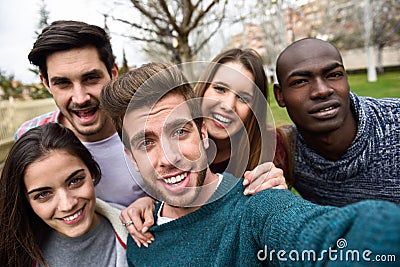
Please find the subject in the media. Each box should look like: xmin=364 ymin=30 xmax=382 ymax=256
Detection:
xmin=14 ymin=20 xmax=146 ymax=207
xmin=274 ymin=38 xmax=400 ymax=206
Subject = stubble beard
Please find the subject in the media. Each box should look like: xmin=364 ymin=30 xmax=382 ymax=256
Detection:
xmin=71 ymin=116 xmax=105 ymax=137
xmin=145 ymin=168 xmax=208 ymax=208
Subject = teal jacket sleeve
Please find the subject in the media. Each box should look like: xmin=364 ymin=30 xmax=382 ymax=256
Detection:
xmin=247 ymin=189 xmax=400 ymax=266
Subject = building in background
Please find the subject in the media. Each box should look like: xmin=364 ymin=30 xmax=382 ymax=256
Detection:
xmin=229 ymin=0 xmax=400 ymax=76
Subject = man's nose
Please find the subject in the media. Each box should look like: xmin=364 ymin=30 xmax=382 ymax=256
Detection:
xmin=158 ymin=139 xmax=181 ymax=168
xmin=71 ymin=85 xmax=91 ymax=105
xmin=310 ymin=78 xmax=334 ymax=99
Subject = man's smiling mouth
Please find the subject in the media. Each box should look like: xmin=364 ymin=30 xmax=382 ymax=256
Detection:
xmin=163 ymin=172 xmax=188 ymax=185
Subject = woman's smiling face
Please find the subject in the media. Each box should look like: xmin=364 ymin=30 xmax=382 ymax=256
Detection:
xmin=202 ymin=62 xmax=255 ymax=141
xmin=24 ymin=150 xmax=98 ymax=238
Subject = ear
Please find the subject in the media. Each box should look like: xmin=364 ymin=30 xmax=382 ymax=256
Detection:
xmin=273 ymin=84 xmax=286 ymax=107
xmin=111 ymin=63 xmax=119 ymax=79
xmin=124 ymin=147 xmax=139 ymax=172
xmin=200 ymin=121 xmax=209 ymax=149
xmin=39 ymin=73 xmax=52 ymax=95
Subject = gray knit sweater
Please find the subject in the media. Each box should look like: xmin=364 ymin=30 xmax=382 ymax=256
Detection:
xmin=294 ymin=92 xmax=400 ymax=206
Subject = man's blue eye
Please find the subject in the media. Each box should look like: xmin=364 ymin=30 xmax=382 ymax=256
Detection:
xmin=173 ymin=127 xmax=190 ymax=138
xmin=214 ymin=86 xmax=225 ymax=93
xmin=139 ymin=140 xmax=152 ymax=149
xmin=175 ymin=128 xmax=186 ymax=136
xmin=238 ymin=95 xmax=249 ymax=103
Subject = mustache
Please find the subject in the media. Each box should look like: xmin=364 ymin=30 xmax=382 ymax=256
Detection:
xmin=68 ymin=99 xmax=99 ymax=110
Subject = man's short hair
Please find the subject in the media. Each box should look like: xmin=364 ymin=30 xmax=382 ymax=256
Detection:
xmin=28 ymin=20 xmax=115 ymax=81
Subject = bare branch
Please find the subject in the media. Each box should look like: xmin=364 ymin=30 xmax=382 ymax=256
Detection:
xmin=112 ymin=17 xmax=161 ymax=35
xmin=193 ymin=5 xmax=226 ymax=54
xmin=129 ymin=0 xmax=164 ymax=24
xmin=121 ymin=33 xmax=170 ymax=47
xmin=112 ymin=0 xmax=234 ymax=62
xmin=187 ymin=0 xmax=222 ymax=32
xmin=192 ymin=0 xmax=201 ymax=10
xmin=159 ymin=0 xmax=180 ymax=33
xmin=181 ymin=0 xmax=195 ymax=29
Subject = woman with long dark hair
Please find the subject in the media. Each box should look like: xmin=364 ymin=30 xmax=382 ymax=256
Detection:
xmin=0 ymin=123 xmax=127 ymax=267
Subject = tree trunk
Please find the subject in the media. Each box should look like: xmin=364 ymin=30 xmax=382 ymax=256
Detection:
xmin=364 ymin=0 xmax=377 ymax=82
xmin=376 ymin=45 xmax=384 ymax=74
xmin=178 ymin=36 xmax=193 ymax=63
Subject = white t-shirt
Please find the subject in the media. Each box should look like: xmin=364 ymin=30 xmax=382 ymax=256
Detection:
xmin=83 ymin=133 xmax=147 ymax=207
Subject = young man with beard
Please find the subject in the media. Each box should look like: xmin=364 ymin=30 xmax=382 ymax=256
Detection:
xmin=14 ymin=20 xmax=146 ymax=208
xmin=103 ymin=62 xmax=400 ymax=266
xmin=273 ymin=38 xmax=400 ymax=206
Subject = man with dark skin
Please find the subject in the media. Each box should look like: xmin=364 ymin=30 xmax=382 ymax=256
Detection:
xmin=274 ymin=37 xmax=400 ymax=206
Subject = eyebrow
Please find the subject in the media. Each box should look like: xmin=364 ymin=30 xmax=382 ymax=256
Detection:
xmin=212 ymin=81 xmax=253 ymax=97
xmin=49 ymin=69 xmax=103 ymax=84
xmin=165 ymin=118 xmax=193 ymax=131
xmin=49 ymin=76 xmax=69 ymax=84
xmin=288 ymin=63 xmax=344 ymax=79
xmin=212 ymin=81 xmax=230 ymax=88
xmin=130 ymin=118 xmax=193 ymax=146
xmin=27 ymin=169 xmax=85 ymax=195
xmin=130 ymin=130 xmax=152 ymax=146
xmin=82 ymin=69 xmax=104 ymax=79
xmin=322 ymin=62 xmax=344 ymax=73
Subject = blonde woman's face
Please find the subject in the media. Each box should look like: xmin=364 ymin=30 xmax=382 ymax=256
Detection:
xmin=202 ymin=62 xmax=254 ymax=140
xmin=24 ymin=150 xmax=98 ymax=238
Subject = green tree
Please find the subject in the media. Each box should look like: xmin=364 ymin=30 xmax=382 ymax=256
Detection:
xmin=28 ymin=0 xmax=52 ymax=99
xmin=119 ymin=49 xmax=130 ymax=75
xmin=35 ymin=0 xmax=50 ymax=36
xmin=0 ymin=70 xmax=23 ymax=100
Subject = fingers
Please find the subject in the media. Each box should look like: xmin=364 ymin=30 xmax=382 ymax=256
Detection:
xmin=251 ymin=176 xmax=288 ymax=193
xmin=244 ymin=163 xmax=287 ymax=195
xmin=120 ymin=200 xmax=156 ymax=248
xmin=251 ymin=162 xmax=274 ymax=178
xmin=130 ymin=207 xmax=155 ymax=243
xmin=141 ymin=207 xmax=155 ymax=234
xmin=244 ymin=162 xmax=274 ymax=194
xmin=243 ymin=171 xmax=251 ymax=186
xmin=120 ymin=210 xmax=146 ymax=248
xmin=243 ymin=162 xmax=274 ymax=186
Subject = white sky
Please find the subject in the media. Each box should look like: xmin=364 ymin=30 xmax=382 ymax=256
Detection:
xmin=0 ymin=0 xmax=145 ymax=84
xmin=1 ymin=0 xmax=304 ymax=84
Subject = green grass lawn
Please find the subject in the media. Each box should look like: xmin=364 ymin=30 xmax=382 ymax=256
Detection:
xmin=268 ymin=71 xmax=400 ymax=126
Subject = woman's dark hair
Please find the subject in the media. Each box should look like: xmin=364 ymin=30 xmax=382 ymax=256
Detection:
xmin=0 ymin=123 xmax=101 ymax=266
xmin=28 ymin=20 xmax=115 ymax=82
